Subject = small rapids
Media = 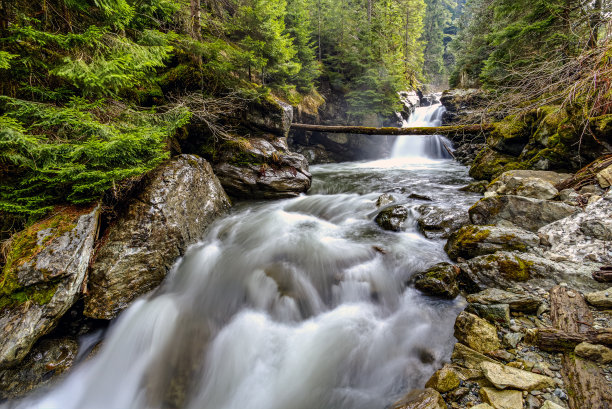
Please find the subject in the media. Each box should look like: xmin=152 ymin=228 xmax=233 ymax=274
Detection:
xmin=5 ymin=106 xmax=479 ymax=409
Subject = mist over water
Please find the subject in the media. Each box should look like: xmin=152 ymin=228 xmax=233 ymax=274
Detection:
xmin=5 ymin=106 xmax=479 ymax=409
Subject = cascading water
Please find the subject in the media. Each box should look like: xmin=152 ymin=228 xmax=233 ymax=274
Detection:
xmin=4 ymin=114 xmax=479 ymax=409
xmin=391 ymin=103 xmax=454 ymax=159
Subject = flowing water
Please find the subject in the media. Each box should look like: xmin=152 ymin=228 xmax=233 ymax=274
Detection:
xmin=7 ymin=104 xmax=479 ymax=409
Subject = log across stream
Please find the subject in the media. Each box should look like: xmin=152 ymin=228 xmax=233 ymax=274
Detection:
xmin=290 ymin=123 xmax=493 ymax=136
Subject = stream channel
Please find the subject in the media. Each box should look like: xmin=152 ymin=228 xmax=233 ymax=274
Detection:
xmin=11 ymin=103 xmax=481 ymax=409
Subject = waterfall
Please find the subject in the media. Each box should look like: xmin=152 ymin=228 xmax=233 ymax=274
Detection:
xmin=391 ymin=103 xmax=453 ymax=159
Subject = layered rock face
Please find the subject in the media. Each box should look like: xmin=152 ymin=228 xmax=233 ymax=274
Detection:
xmin=0 ymin=206 xmax=100 ymax=368
xmin=84 ymin=155 xmax=230 ymax=320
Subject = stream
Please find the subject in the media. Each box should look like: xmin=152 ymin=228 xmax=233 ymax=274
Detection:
xmin=9 ymin=104 xmax=480 ymax=409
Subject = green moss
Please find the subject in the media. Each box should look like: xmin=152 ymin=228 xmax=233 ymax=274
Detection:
xmin=497 ymin=254 xmax=532 ymax=281
xmin=1 ymin=210 xmax=78 ymax=299
xmin=0 ymin=279 xmax=61 ymax=310
xmin=470 ymin=147 xmax=524 ymax=181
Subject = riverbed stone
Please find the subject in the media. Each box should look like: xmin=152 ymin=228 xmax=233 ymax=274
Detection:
xmin=466 ymin=289 xmax=541 ymax=313
xmin=85 ymin=155 xmax=230 ymax=320
xmin=390 ymin=388 xmax=446 ymax=409
xmin=470 ymin=404 xmax=494 ymax=409
xmin=465 ymin=303 xmax=511 ymax=326
xmin=376 ymin=193 xmax=395 ymax=207
xmin=480 ymin=387 xmax=523 ymax=409
xmin=0 ymin=205 xmax=100 ymax=368
xmin=0 ymin=337 xmax=78 ymax=399
xmin=375 ymin=205 xmax=409 ymax=232
xmin=414 ymin=263 xmax=460 ymax=299
xmin=445 ymin=224 xmax=539 ymax=261
xmin=574 ymin=342 xmax=612 ymax=364
xmin=486 ymin=170 xmax=570 ymax=199
xmin=480 ymin=361 xmax=555 ymax=391
xmin=214 ymin=137 xmax=311 ymax=199
xmin=584 ymin=288 xmax=612 ymax=308
xmin=469 ymin=195 xmax=578 ymax=232
xmin=596 ymin=165 xmax=612 ymax=188
xmin=416 ymin=206 xmax=469 ymax=239
xmin=454 ymin=312 xmax=501 ymax=353
xmin=540 ymin=401 xmax=565 ymax=409
xmin=451 ymin=343 xmax=499 ymax=372
xmin=425 ymin=364 xmax=462 ymax=393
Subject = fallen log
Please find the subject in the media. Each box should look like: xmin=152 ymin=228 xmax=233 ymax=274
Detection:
xmin=549 ymin=286 xmax=612 ymax=409
xmin=527 ymin=327 xmax=612 ymax=351
xmin=593 ymin=266 xmax=612 ymax=283
xmin=289 ymin=123 xmax=494 ymax=136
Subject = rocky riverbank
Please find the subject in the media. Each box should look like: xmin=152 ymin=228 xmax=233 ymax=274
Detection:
xmin=391 ymin=166 xmax=612 ymax=409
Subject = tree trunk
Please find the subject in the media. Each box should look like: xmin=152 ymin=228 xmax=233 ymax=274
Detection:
xmin=588 ymin=0 xmax=602 ymax=48
xmin=290 ymin=123 xmax=493 ymax=136
xmin=190 ymin=0 xmax=202 ymax=41
xmin=318 ymin=0 xmax=322 ymax=61
xmin=527 ymin=328 xmax=612 ymax=351
xmin=549 ymin=286 xmax=612 ymax=409
xmin=367 ymin=0 xmax=372 ymax=24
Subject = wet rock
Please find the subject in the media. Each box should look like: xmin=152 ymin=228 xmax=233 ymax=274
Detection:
xmin=465 ymin=303 xmax=511 ymax=326
xmin=399 ymin=91 xmax=420 ymax=118
xmin=425 ymin=364 xmax=461 ymax=393
xmin=454 ymin=312 xmax=501 ymax=353
xmin=539 ymin=194 xmax=612 ymax=264
xmin=584 ymin=288 xmax=612 ymax=308
xmin=375 ymin=205 xmax=409 ymax=232
xmin=445 ymin=225 xmax=539 ymax=261
xmin=486 ymin=349 xmax=515 ymax=362
xmin=85 ymin=155 xmax=230 ymax=320
xmin=466 ymin=289 xmax=541 ymax=313
xmin=480 ymin=361 xmax=555 ymax=391
xmin=416 ymin=206 xmax=469 ymax=240
xmin=246 ymin=96 xmax=293 ymax=137
xmin=390 ymin=388 xmax=446 ymax=409
xmin=596 ymin=165 xmax=612 ymax=188
xmin=486 ymin=170 xmax=570 ymax=199
xmin=480 ymin=387 xmax=523 ymax=409
xmin=469 ymin=195 xmax=578 ymax=232
xmin=376 ymin=193 xmax=395 ymax=207
xmin=0 ymin=338 xmax=78 ymax=399
xmin=214 ymin=137 xmax=311 ymax=199
xmin=574 ymin=342 xmax=612 ymax=364
xmin=451 ymin=343 xmax=499 ymax=372
xmin=408 ymin=193 xmax=432 ymax=201
xmin=459 ymin=181 xmax=489 ymax=194
xmin=469 ymin=147 xmax=520 ymax=182
xmin=458 ymin=251 xmax=603 ymax=293
xmin=414 ymin=263 xmax=460 ymax=299
xmin=0 ymin=206 xmax=100 ymax=368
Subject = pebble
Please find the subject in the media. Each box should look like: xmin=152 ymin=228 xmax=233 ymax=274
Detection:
xmin=553 ymin=388 xmax=568 ymax=400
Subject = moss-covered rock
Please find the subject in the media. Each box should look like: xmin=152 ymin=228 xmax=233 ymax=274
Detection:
xmin=454 ymin=311 xmax=501 ymax=353
xmin=488 ymin=114 xmax=533 ymax=156
xmin=0 ymin=205 xmax=100 ymax=368
xmin=375 ymin=205 xmax=409 ymax=232
xmin=445 ymin=224 xmax=539 ymax=261
xmin=469 ymin=147 xmax=524 ymax=181
xmin=414 ymin=263 xmax=460 ymax=299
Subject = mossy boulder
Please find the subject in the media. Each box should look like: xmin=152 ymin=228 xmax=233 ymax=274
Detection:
xmin=488 ymin=114 xmax=533 ymax=156
xmin=425 ymin=364 xmax=462 ymax=393
xmin=414 ymin=263 xmax=460 ymax=299
xmin=245 ymin=95 xmax=294 ymax=138
xmin=469 ymin=195 xmax=578 ymax=232
xmin=416 ymin=205 xmax=470 ymax=239
xmin=486 ymin=170 xmax=571 ymax=199
xmin=469 ymin=147 xmax=524 ymax=181
xmin=85 ymin=155 xmax=230 ymax=320
xmin=375 ymin=205 xmax=409 ymax=232
xmin=390 ymin=388 xmax=446 ymax=409
xmin=0 ymin=205 xmax=100 ymax=368
xmin=453 ymin=311 xmax=501 ymax=353
xmin=445 ymin=225 xmax=539 ymax=261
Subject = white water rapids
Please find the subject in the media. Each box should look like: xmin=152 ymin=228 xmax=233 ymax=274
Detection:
xmin=5 ymin=104 xmax=478 ymax=409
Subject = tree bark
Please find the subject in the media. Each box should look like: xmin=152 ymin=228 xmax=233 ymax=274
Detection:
xmin=527 ymin=328 xmax=612 ymax=351
xmin=190 ymin=0 xmax=202 ymax=41
xmin=588 ymin=0 xmax=602 ymax=48
xmin=549 ymin=286 xmax=612 ymax=409
xmin=290 ymin=123 xmax=493 ymax=136
xmin=593 ymin=267 xmax=612 ymax=283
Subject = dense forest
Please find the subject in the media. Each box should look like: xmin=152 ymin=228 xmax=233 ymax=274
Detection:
xmin=0 ymin=0 xmax=609 ymax=227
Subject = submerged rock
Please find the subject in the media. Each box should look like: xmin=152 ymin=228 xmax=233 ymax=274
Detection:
xmin=414 ymin=263 xmax=460 ymax=299
xmin=445 ymin=224 xmax=539 ymax=261
xmin=375 ymin=205 xmax=409 ymax=232
xmin=390 ymin=388 xmax=446 ymax=409
xmin=0 ymin=337 xmax=78 ymax=399
xmin=469 ymin=195 xmax=578 ymax=232
xmin=214 ymin=137 xmax=312 ymax=199
xmin=0 ymin=206 xmax=100 ymax=368
xmin=453 ymin=312 xmax=501 ymax=353
xmin=416 ymin=206 xmax=469 ymax=239
xmin=85 ymin=155 xmax=230 ymax=320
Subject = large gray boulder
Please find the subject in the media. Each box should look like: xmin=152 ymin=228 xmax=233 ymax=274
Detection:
xmin=214 ymin=137 xmax=311 ymax=199
xmin=539 ymin=193 xmax=612 ymax=264
xmin=445 ymin=224 xmax=540 ymax=261
xmin=486 ymin=170 xmax=571 ymax=199
xmin=375 ymin=205 xmax=409 ymax=232
xmin=0 ymin=206 xmax=100 ymax=368
xmin=414 ymin=263 xmax=460 ymax=299
xmin=416 ymin=206 xmax=470 ymax=240
xmin=85 ymin=155 xmax=230 ymax=319
xmin=245 ymin=96 xmax=293 ymax=137
xmin=469 ymin=195 xmax=579 ymax=232
xmin=458 ymin=251 xmax=606 ymax=293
